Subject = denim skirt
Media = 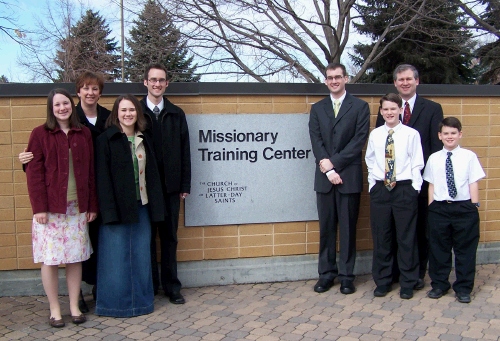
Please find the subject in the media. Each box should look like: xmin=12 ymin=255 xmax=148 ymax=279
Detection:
xmin=95 ymin=203 xmax=154 ymax=317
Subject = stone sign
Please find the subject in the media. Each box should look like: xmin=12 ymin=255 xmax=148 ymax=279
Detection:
xmin=185 ymin=114 xmax=318 ymax=226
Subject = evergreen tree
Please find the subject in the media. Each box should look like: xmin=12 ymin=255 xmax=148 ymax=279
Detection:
xmin=352 ymin=0 xmax=478 ymax=84
xmin=476 ymin=0 xmax=500 ymax=84
xmin=125 ymin=0 xmax=199 ymax=82
xmin=54 ymin=10 xmax=120 ymax=82
xmin=0 ymin=75 xmax=8 ymax=83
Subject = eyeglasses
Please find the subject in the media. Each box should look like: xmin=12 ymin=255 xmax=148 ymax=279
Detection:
xmin=326 ymin=75 xmax=345 ymax=81
xmin=148 ymin=78 xmax=167 ymax=84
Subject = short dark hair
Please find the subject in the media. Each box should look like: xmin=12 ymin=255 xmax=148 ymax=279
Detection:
xmin=143 ymin=63 xmax=168 ymax=81
xmin=106 ymin=94 xmax=147 ymax=133
xmin=325 ymin=63 xmax=347 ymax=77
xmin=439 ymin=117 xmax=462 ymax=132
xmin=393 ymin=64 xmax=419 ymax=81
xmin=45 ymin=88 xmax=81 ymax=130
xmin=75 ymin=71 xmax=105 ymax=94
xmin=379 ymin=93 xmax=403 ymax=108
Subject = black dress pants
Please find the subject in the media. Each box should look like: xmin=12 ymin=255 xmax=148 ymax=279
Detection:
xmin=151 ymin=192 xmax=182 ymax=295
xmin=317 ymin=187 xmax=360 ymax=282
xmin=428 ymin=200 xmax=479 ymax=294
xmin=82 ymin=216 xmax=102 ymax=286
xmin=370 ymin=181 xmax=419 ymax=289
xmin=391 ymin=182 xmax=430 ymax=281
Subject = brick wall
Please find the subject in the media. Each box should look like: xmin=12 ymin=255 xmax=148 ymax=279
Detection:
xmin=1 ymin=94 xmax=499 ymax=270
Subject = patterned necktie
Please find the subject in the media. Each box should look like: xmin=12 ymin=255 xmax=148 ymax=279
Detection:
xmin=385 ymin=129 xmax=396 ymax=191
xmin=402 ymin=102 xmax=411 ymax=125
xmin=334 ymin=100 xmax=340 ymax=118
xmin=446 ymin=152 xmax=457 ymax=198
xmin=153 ymin=106 xmax=160 ymax=120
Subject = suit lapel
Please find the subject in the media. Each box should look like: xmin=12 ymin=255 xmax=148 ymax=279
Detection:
xmin=333 ymin=93 xmax=352 ymax=128
xmin=322 ymin=97 xmax=335 ymax=126
xmin=409 ymin=95 xmax=424 ymax=127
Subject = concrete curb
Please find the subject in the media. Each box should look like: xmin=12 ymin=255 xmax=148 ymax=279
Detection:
xmin=1 ymin=242 xmax=498 ymax=296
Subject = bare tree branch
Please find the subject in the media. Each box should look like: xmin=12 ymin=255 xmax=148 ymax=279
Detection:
xmin=16 ymin=0 xmax=83 ymax=82
xmin=0 ymin=0 xmax=34 ymax=51
xmin=450 ymin=0 xmax=500 ymax=38
xmin=154 ymin=0 xmax=439 ymax=82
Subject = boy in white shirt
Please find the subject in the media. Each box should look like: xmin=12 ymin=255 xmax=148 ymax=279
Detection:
xmin=365 ymin=93 xmax=424 ymax=300
xmin=423 ymin=117 xmax=485 ymax=303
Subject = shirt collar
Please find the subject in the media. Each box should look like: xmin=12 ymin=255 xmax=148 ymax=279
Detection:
xmin=146 ymin=97 xmax=164 ymax=112
xmin=442 ymin=145 xmax=461 ymax=154
xmin=384 ymin=122 xmax=402 ymax=132
xmin=330 ymin=91 xmax=347 ymax=106
xmin=403 ymin=94 xmax=417 ymax=112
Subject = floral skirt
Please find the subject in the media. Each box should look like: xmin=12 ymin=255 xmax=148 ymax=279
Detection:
xmin=32 ymin=200 xmax=92 ymax=265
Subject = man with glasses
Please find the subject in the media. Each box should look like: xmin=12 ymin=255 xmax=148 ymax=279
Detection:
xmin=309 ymin=63 xmax=370 ymax=295
xmin=141 ymin=63 xmax=191 ymax=304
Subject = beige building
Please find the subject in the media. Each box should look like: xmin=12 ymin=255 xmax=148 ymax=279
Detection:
xmin=1 ymin=83 xmax=499 ymax=294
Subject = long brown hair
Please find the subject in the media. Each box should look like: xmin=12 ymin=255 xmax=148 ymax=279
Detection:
xmin=45 ymin=88 xmax=81 ymax=130
xmin=106 ymin=94 xmax=147 ymax=132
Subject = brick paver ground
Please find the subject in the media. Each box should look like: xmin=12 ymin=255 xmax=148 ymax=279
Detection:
xmin=1 ymin=264 xmax=500 ymax=340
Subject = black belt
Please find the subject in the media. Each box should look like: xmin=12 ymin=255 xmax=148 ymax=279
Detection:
xmin=376 ymin=180 xmax=412 ymax=185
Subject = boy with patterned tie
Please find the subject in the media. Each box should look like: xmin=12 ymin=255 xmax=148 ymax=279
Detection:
xmin=365 ymin=93 xmax=424 ymax=299
xmin=423 ymin=117 xmax=485 ymax=303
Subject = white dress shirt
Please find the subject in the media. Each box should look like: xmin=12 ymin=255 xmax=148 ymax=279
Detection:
xmin=329 ymin=91 xmax=347 ymax=112
xmin=403 ymin=94 xmax=417 ymax=114
xmin=146 ymin=97 xmax=164 ymax=112
xmin=365 ymin=122 xmax=424 ymax=191
xmin=423 ymin=146 xmax=485 ymax=201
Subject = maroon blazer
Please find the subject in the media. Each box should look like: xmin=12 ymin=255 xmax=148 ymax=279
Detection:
xmin=26 ymin=124 xmax=98 ymax=215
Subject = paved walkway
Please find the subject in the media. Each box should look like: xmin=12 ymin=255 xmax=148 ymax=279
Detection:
xmin=1 ymin=264 xmax=500 ymax=340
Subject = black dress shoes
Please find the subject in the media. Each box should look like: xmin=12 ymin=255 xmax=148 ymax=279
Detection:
xmin=168 ymin=291 xmax=186 ymax=304
xmin=78 ymin=290 xmax=89 ymax=314
xmin=340 ymin=280 xmax=355 ymax=295
xmin=374 ymin=285 xmax=391 ymax=297
xmin=400 ymin=287 xmax=414 ymax=299
xmin=427 ymin=288 xmax=447 ymax=299
xmin=414 ymin=278 xmax=425 ymax=290
xmin=455 ymin=292 xmax=471 ymax=303
xmin=313 ymin=278 xmax=334 ymax=293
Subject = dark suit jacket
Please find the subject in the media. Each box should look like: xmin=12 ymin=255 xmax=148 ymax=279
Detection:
xmin=140 ymin=96 xmax=191 ymax=194
xmin=376 ymin=95 xmax=443 ymax=165
xmin=76 ymin=102 xmax=110 ymax=148
xmin=309 ymin=92 xmax=370 ymax=194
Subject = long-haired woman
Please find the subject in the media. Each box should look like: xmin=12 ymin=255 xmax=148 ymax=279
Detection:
xmin=94 ymin=94 xmax=164 ymax=317
xmin=25 ymin=88 xmax=98 ymax=327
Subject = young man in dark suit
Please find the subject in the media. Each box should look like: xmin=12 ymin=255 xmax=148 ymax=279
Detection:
xmin=141 ymin=63 xmax=191 ymax=304
xmin=309 ymin=63 xmax=370 ymax=295
xmin=375 ymin=64 xmax=444 ymax=289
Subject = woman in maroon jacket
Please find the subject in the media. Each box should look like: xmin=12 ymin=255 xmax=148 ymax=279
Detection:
xmin=25 ymin=88 xmax=98 ymax=328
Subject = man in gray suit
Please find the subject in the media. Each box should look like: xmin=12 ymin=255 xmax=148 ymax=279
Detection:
xmin=309 ymin=63 xmax=370 ymax=295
